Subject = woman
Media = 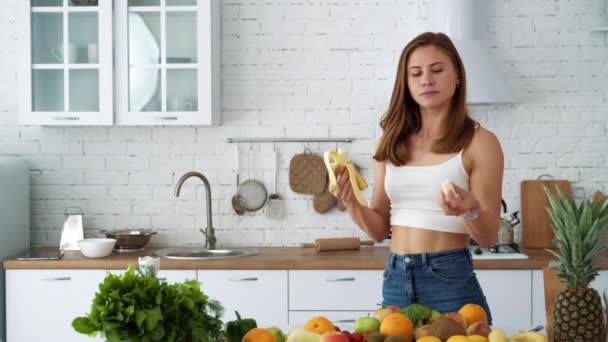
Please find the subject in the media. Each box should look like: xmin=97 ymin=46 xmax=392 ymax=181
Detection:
xmin=330 ymin=32 xmax=503 ymax=323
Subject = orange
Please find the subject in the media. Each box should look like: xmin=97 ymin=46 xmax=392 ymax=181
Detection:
xmin=457 ymin=304 xmax=488 ymax=326
xmin=243 ymin=328 xmax=276 ymax=342
xmin=379 ymin=312 xmax=413 ymax=342
xmin=303 ymin=316 xmax=336 ymax=334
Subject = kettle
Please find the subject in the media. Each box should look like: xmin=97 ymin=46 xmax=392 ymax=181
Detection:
xmin=496 ymin=199 xmax=520 ymax=245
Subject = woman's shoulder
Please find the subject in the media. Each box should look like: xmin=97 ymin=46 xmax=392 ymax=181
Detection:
xmin=462 ymin=125 xmax=503 ymax=168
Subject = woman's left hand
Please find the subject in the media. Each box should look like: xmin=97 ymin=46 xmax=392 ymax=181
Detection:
xmin=438 ymin=184 xmax=480 ymax=217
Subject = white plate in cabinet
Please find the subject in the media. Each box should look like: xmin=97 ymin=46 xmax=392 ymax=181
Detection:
xmin=198 ymin=270 xmax=288 ymax=327
xmin=114 ymin=0 xmax=221 ymax=125
xmin=289 ymin=270 xmax=384 ymax=311
xmin=6 ymin=269 xmax=106 ymax=342
xmin=289 ymin=311 xmax=375 ymax=330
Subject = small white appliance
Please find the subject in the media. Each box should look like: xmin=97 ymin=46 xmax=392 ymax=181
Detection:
xmin=0 ymin=157 xmax=30 ymax=341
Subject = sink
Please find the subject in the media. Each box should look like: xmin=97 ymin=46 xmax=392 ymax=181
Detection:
xmin=155 ymin=247 xmax=258 ymax=260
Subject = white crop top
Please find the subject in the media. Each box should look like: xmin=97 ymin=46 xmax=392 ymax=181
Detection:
xmin=384 ymin=150 xmax=470 ymax=234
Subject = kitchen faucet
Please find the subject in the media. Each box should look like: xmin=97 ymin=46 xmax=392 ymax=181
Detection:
xmin=174 ymin=171 xmax=216 ymax=250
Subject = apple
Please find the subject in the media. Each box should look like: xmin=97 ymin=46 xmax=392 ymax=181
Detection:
xmin=286 ymin=328 xmax=322 ymax=342
xmin=320 ymin=331 xmax=350 ymax=342
xmin=351 ymin=332 xmax=364 ymax=342
xmin=267 ymin=327 xmax=287 ymax=342
xmin=466 ymin=321 xmax=491 ymax=337
xmin=373 ymin=308 xmax=392 ymax=322
xmin=354 ymin=317 xmax=381 ymax=334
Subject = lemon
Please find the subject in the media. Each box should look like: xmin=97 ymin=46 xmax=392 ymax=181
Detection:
xmin=468 ymin=335 xmax=489 ymax=342
xmin=446 ymin=336 xmax=471 ymax=342
xmin=416 ymin=337 xmax=442 ymax=342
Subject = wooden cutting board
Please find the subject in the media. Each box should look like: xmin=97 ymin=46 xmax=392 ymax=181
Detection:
xmin=521 ymin=179 xmax=571 ymax=248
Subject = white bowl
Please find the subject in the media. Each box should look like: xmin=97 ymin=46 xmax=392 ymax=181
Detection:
xmin=78 ymin=238 xmax=116 ymax=258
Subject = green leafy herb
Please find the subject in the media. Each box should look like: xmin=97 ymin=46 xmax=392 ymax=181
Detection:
xmin=72 ymin=266 xmax=224 ymax=342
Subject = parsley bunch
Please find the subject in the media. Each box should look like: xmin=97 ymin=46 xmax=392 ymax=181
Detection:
xmin=72 ymin=266 xmax=224 ymax=342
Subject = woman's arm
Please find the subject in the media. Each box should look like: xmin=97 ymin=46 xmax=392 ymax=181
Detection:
xmin=439 ymin=128 xmax=504 ymax=246
xmin=331 ymin=160 xmax=392 ymax=242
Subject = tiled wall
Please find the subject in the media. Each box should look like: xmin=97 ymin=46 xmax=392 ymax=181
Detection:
xmin=0 ymin=0 xmax=606 ymax=246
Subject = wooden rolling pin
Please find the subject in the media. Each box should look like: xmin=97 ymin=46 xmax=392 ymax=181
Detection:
xmin=301 ymin=237 xmax=374 ymax=252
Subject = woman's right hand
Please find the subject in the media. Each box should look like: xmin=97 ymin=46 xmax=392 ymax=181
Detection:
xmin=329 ymin=165 xmax=360 ymax=209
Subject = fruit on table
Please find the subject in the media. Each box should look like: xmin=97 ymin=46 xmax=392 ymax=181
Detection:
xmin=378 ymin=312 xmax=413 ymax=342
xmin=544 ymin=186 xmax=608 ymax=341
xmin=304 ymin=316 xmax=336 ymax=334
xmin=224 ymin=310 xmax=258 ymax=342
xmin=428 ymin=316 xmax=466 ymax=341
xmin=354 ymin=317 xmax=381 ymax=334
xmin=467 ymin=336 xmax=488 ymax=342
xmin=373 ymin=305 xmax=400 ymax=322
xmin=465 ymin=321 xmax=491 ymax=337
xmin=363 ymin=332 xmax=386 ymax=342
xmin=286 ymin=328 xmax=322 ymax=342
xmin=415 ymin=324 xmax=430 ymax=340
xmin=320 ymin=331 xmax=350 ymax=342
xmin=416 ymin=337 xmax=442 ymax=342
xmin=487 ymin=328 xmax=507 ymax=342
xmin=508 ymin=331 xmax=548 ymax=342
xmin=243 ymin=328 xmax=276 ymax=342
xmin=442 ymin=312 xmax=468 ymax=330
xmin=267 ymin=327 xmax=287 ymax=342
xmin=446 ymin=336 xmax=470 ymax=342
xmin=324 ymin=149 xmax=368 ymax=206
xmin=384 ymin=335 xmax=409 ymax=342
xmin=458 ymin=304 xmax=488 ymax=326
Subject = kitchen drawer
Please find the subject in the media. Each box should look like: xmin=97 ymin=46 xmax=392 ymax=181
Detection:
xmin=198 ymin=270 xmax=288 ymax=327
xmin=289 ymin=310 xmax=375 ymax=330
xmin=107 ymin=269 xmax=196 ymax=284
xmin=6 ymin=269 xmax=106 ymax=341
xmin=289 ymin=270 xmax=383 ymax=311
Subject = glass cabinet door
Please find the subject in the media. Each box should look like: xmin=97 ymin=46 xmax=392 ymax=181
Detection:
xmin=19 ymin=0 xmax=113 ymax=125
xmin=115 ymin=0 xmax=220 ymax=125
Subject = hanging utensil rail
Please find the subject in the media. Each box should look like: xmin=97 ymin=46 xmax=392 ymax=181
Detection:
xmin=226 ymin=137 xmax=353 ymax=143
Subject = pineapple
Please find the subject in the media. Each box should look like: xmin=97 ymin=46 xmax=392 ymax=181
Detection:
xmin=544 ymin=185 xmax=608 ymax=342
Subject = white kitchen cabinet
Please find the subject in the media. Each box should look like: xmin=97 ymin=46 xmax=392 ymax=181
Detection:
xmin=17 ymin=0 xmax=114 ymax=125
xmin=197 ymin=270 xmax=288 ymax=328
xmin=114 ymin=0 xmax=221 ymax=125
xmin=475 ymin=270 xmax=532 ymax=330
xmin=107 ymin=269 xmax=196 ymax=283
xmin=6 ymin=269 xmax=106 ymax=341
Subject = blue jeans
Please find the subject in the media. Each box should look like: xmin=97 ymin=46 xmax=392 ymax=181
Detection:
xmin=381 ymin=248 xmax=493 ymax=325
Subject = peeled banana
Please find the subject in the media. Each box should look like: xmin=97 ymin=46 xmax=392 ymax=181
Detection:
xmin=508 ymin=332 xmax=548 ymax=342
xmin=488 ymin=328 xmax=508 ymax=342
xmin=324 ymin=149 xmax=368 ymax=207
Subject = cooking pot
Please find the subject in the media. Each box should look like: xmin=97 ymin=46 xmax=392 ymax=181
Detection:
xmin=496 ymin=199 xmax=520 ymax=245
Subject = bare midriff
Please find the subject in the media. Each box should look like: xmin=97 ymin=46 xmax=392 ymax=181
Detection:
xmin=389 ymin=225 xmax=470 ymax=255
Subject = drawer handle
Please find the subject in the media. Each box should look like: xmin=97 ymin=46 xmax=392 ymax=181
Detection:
xmin=41 ymin=277 xmax=71 ymax=281
xmin=334 ymin=319 xmax=356 ymax=323
xmin=227 ymin=277 xmax=259 ymax=281
xmin=52 ymin=116 xmax=80 ymax=121
xmin=325 ymin=277 xmax=356 ymax=282
xmin=152 ymin=116 xmax=179 ymax=120
xmin=158 ymin=277 xmax=167 ymax=282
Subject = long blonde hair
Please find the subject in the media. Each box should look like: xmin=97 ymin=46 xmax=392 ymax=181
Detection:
xmin=373 ymin=32 xmax=476 ymax=166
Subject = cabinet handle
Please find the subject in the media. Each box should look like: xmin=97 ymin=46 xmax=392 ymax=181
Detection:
xmin=52 ymin=116 xmax=80 ymax=121
xmin=41 ymin=277 xmax=71 ymax=281
xmin=158 ymin=277 xmax=167 ymax=282
xmin=325 ymin=277 xmax=356 ymax=282
xmin=334 ymin=319 xmax=356 ymax=323
xmin=152 ymin=116 xmax=179 ymax=121
xmin=227 ymin=277 xmax=258 ymax=281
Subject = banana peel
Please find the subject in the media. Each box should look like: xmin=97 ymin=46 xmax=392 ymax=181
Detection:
xmin=508 ymin=332 xmax=548 ymax=342
xmin=324 ymin=149 xmax=368 ymax=207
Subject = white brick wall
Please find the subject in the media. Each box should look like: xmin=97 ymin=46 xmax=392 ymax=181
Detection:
xmin=0 ymin=0 xmax=606 ymax=246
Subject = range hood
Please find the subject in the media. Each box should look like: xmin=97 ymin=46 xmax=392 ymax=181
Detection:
xmin=428 ymin=0 xmax=514 ymax=104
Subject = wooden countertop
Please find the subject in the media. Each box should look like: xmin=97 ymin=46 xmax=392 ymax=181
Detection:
xmin=6 ymin=246 xmax=603 ymax=270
